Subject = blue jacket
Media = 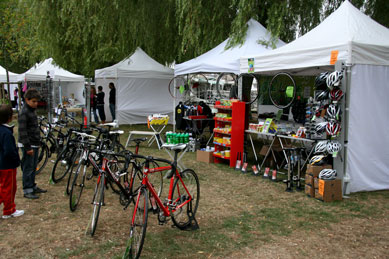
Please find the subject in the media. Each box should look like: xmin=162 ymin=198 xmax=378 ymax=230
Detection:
xmin=0 ymin=124 xmax=20 ymax=170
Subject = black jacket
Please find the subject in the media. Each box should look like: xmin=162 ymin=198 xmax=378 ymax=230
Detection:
xmin=18 ymin=103 xmax=40 ymax=150
xmin=0 ymin=124 xmax=20 ymax=170
xmin=109 ymin=88 xmax=116 ymax=105
xmin=97 ymin=92 xmax=105 ymax=105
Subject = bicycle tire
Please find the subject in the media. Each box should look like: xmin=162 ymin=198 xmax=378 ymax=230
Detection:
xmin=69 ymin=160 xmax=86 ymax=211
xmin=236 ymin=73 xmax=260 ymax=105
xmin=89 ymin=173 xmax=105 ymax=237
xmin=51 ymin=146 xmax=74 ymax=183
xmin=268 ymin=72 xmax=296 ymax=109
xmin=35 ymin=144 xmax=49 ymax=175
xmin=168 ymin=76 xmax=187 ymax=99
xmin=171 ymin=169 xmax=200 ymax=229
xmin=189 ymin=73 xmax=211 ymax=102
xmin=216 ymin=73 xmax=238 ymax=100
xmin=66 ymin=150 xmax=82 ymax=196
xmin=126 ymin=187 xmax=148 ymax=259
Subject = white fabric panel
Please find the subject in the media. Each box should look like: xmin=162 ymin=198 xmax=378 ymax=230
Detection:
xmin=348 ymin=64 xmax=389 ymax=192
xmin=61 ymin=82 xmax=85 ymax=105
xmin=95 ymin=48 xmax=173 ymax=80
xmin=240 ymin=1 xmax=389 ymax=75
xmin=0 ymin=65 xmax=19 ymax=82
xmin=18 ymin=58 xmax=85 ymax=82
xmin=116 ymin=78 xmax=173 ymax=124
xmin=175 ymin=19 xmax=285 ymax=76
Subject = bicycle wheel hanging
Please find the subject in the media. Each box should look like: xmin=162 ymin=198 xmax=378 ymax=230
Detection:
xmin=235 ymin=73 xmax=260 ymax=106
xmin=188 ymin=73 xmax=211 ymax=103
xmin=168 ymin=76 xmax=188 ymax=99
xmin=216 ymin=73 xmax=238 ymax=100
xmin=268 ymin=72 xmax=296 ymax=109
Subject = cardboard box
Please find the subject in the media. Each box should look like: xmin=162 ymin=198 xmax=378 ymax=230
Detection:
xmin=315 ymin=179 xmax=342 ymax=202
xmin=305 ymin=174 xmax=314 ymax=186
xmin=196 ymin=150 xmax=214 ymax=163
xmin=314 ymin=177 xmax=319 ymax=189
xmin=306 ymin=164 xmax=332 ymax=177
xmin=259 ymin=145 xmax=270 ymax=156
xmin=305 ymin=184 xmax=315 ymax=197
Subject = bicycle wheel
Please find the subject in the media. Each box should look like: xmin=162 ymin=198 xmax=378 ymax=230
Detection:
xmin=171 ymin=169 xmax=200 ymax=229
xmin=125 ymin=187 xmax=148 ymax=259
xmin=189 ymin=73 xmax=210 ymax=103
xmin=89 ymin=173 xmax=105 ymax=236
xmin=216 ymin=73 xmax=238 ymax=100
xmin=51 ymin=146 xmax=74 ymax=183
xmin=268 ymin=72 xmax=296 ymax=109
xmin=36 ymin=144 xmax=49 ymax=175
xmin=66 ymin=150 xmax=82 ymax=195
xmin=168 ymin=76 xmax=187 ymax=99
xmin=236 ymin=73 xmax=260 ymax=105
xmin=69 ymin=160 xmax=87 ymax=211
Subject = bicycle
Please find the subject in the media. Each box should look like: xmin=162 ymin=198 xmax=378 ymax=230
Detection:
xmin=124 ymin=143 xmax=200 ymax=259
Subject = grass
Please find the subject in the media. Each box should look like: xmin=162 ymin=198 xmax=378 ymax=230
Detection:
xmin=2 ymin=111 xmax=389 ymax=258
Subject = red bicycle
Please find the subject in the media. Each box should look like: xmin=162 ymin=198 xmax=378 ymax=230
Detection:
xmin=124 ymin=143 xmax=200 ymax=258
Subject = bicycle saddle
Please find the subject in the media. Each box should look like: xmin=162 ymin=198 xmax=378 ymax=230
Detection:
xmin=131 ymin=137 xmax=147 ymax=144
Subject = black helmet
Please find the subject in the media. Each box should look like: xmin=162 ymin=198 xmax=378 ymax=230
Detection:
xmin=315 ymin=72 xmax=329 ymax=90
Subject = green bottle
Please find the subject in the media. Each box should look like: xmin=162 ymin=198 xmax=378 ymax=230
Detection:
xmin=185 ymin=133 xmax=189 ymax=143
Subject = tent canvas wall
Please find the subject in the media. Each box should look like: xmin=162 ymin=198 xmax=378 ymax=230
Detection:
xmin=240 ymin=1 xmax=389 ymax=193
xmin=18 ymin=58 xmax=85 ymax=105
xmin=175 ymin=19 xmax=285 ymax=76
xmin=95 ymin=47 xmax=174 ymax=124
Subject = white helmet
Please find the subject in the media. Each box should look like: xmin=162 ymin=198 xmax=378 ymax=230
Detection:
xmin=326 ymin=71 xmax=343 ymax=89
xmin=327 ymin=141 xmax=342 ymax=154
xmin=319 ymin=169 xmax=337 ymax=180
xmin=315 ymin=121 xmax=328 ymax=134
xmin=309 ymin=155 xmax=326 ymax=165
xmin=314 ymin=141 xmax=328 ymax=154
xmin=326 ymin=104 xmax=340 ymax=120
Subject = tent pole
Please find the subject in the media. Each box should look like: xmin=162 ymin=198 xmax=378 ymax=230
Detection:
xmin=173 ymin=76 xmax=176 ymax=132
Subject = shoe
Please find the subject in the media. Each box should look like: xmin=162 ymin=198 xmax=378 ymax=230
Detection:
xmin=33 ymin=187 xmax=47 ymax=194
xmin=2 ymin=210 xmax=25 ymax=219
xmin=24 ymin=193 xmax=39 ymax=199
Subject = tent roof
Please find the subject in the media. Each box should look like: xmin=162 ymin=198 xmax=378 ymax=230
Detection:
xmin=95 ymin=47 xmax=174 ymax=79
xmin=18 ymin=58 xmax=85 ymax=82
xmin=174 ymin=19 xmax=285 ymax=76
xmin=240 ymin=1 xmax=389 ymax=75
xmin=0 ymin=65 xmax=19 ymax=83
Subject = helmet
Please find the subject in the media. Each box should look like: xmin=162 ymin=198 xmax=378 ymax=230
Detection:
xmin=315 ymin=89 xmax=329 ymax=102
xmin=315 ymin=72 xmax=329 ymax=90
xmin=329 ymin=89 xmax=344 ymax=102
xmin=326 ymin=120 xmax=341 ymax=136
xmin=315 ymin=121 xmax=328 ymax=134
xmin=326 ymin=71 xmax=343 ymax=89
xmin=327 ymin=140 xmax=342 ymax=154
xmin=314 ymin=141 xmax=328 ymax=154
xmin=319 ymin=169 xmax=337 ymax=180
xmin=309 ymin=155 xmax=327 ymax=165
xmin=326 ymin=104 xmax=340 ymax=120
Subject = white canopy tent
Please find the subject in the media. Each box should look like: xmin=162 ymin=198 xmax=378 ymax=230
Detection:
xmin=95 ymin=47 xmax=174 ymax=124
xmin=18 ymin=58 xmax=85 ymax=105
xmin=174 ymin=19 xmax=285 ymax=76
xmin=240 ymin=1 xmax=389 ymax=193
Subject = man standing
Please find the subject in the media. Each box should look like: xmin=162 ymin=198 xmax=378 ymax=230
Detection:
xmin=108 ymin=82 xmax=116 ymax=121
xmin=96 ymin=86 xmax=106 ymax=124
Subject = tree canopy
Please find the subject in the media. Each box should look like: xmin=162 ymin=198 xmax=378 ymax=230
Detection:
xmin=0 ymin=0 xmax=388 ymax=76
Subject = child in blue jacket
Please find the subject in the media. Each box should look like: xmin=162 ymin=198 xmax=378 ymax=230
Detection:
xmin=0 ymin=104 xmax=24 ymax=218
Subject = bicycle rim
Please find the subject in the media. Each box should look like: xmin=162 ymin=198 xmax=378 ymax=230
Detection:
xmin=236 ymin=73 xmax=260 ymax=106
xmin=90 ymin=174 xmax=105 ymax=236
xmin=66 ymin=150 xmax=82 ymax=195
xmin=216 ymin=73 xmax=238 ymax=100
xmin=36 ymin=144 xmax=49 ymax=175
xmin=168 ymin=76 xmax=187 ymax=99
xmin=127 ymin=187 xmax=148 ymax=259
xmin=51 ymin=147 xmax=73 ymax=183
xmin=171 ymin=169 xmax=200 ymax=229
xmin=268 ymin=72 xmax=296 ymax=109
xmin=69 ymin=161 xmax=86 ymax=212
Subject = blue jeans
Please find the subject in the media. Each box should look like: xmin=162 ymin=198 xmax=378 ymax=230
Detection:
xmin=21 ymin=147 xmax=39 ymax=194
xmin=109 ymin=103 xmax=115 ymax=121
xmin=92 ymin=107 xmax=99 ymax=123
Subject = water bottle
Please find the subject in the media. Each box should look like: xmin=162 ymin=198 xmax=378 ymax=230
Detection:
xmin=185 ymin=133 xmax=189 ymax=143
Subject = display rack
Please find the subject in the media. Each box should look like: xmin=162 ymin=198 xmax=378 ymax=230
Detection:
xmin=213 ymin=101 xmax=247 ymax=167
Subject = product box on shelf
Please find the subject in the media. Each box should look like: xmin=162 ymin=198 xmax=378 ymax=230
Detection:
xmin=315 ymin=179 xmax=342 ymax=202
xmin=196 ymin=150 xmax=214 ymax=163
xmin=305 ymin=184 xmax=315 ymax=197
xmin=306 ymin=164 xmax=332 ymax=177
xmin=314 ymin=177 xmax=320 ymax=189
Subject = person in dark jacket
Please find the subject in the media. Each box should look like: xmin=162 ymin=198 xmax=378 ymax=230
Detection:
xmin=18 ymin=89 xmax=47 ymax=199
xmin=0 ymin=104 xmax=24 ymax=218
xmin=96 ymin=86 xmax=106 ymax=124
xmin=90 ymin=86 xmax=99 ymax=123
xmin=108 ymin=82 xmax=116 ymax=121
